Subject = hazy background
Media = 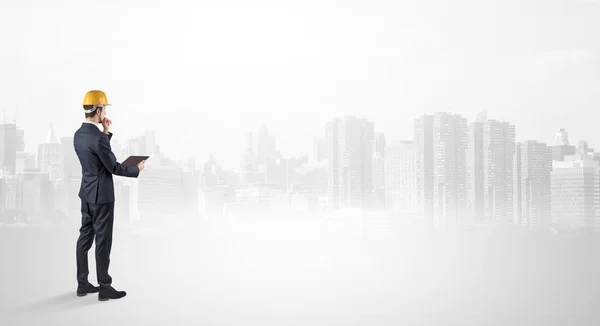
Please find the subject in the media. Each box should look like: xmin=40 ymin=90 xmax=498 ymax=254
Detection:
xmin=1 ymin=0 xmax=599 ymax=169
xmin=2 ymin=0 xmax=600 ymax=325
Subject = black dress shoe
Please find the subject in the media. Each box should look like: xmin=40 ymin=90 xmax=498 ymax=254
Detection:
xmin=98 ymin=286 xmax=127 ymax=301
xmin=77 ymin=283 xmax=100 ymax=297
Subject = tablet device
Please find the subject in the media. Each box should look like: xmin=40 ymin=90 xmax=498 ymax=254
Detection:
xmin=122 ymin=155 xmax=150 ymax=167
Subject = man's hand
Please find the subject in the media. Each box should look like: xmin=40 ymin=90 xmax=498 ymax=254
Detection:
xmin=102 ymin=117 xmax=112 ymax=134
xmin=137 ymin=160 xmax=145 ymax=172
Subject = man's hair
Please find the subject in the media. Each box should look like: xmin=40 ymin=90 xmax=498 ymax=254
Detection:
xmin=83 ymin=105 xmax=103 ymax=119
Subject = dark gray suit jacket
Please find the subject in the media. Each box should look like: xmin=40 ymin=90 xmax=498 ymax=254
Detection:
xmin=74 ymin=123 xmax=140 ymax=204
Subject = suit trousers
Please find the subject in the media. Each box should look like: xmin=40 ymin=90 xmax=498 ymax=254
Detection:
xmin=76 ymin=199 xmax=115 ymax=289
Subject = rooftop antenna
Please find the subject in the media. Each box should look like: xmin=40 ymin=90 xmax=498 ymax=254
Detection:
xmin=13 ymin=104 xmax=18 ymax=124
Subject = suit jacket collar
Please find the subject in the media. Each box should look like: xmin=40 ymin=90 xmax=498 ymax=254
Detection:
xmin=81 ymin=122 xmax=100 ymax=130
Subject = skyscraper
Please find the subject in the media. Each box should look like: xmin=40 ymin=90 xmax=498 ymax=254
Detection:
xmin=241 ymin=132 xmax=258 ymax=171
xmin=15 ymin=152 xmax=35 ymax=173
xmin=257 ymin=125 xmax=276 ymax=171
xmin=60 ymin=136 xmax=80 ymax=182
xmin=130 ymin=165 xmax=190 ymax=224
xmin=313 ymin=138 xmax=327 ymax=163
xmin=291 ymin=161 xmax=328 ymax=197
xmin=482 ymin=119 xmax=516 ymax=226
xmin=515 ymin=141 xmax=552 ymax=229
xmin=145 ymin=130 xmax=157 ymax=156
xmin=266 ymin=151 xmax=287 ymax=191
xmin=375 ymin=132 xmax=386 ymax=158
xmin=0 ymin=123 xmax=18 ymax=174
xmin=467 ymin=120 xmax=484 ymax=225
xmin=326 ymin=116 xmax=374 ymax=209
xmin=414 ymin=115 xmax=434 ymax=223
xmin=372 ymin=152 xmax=385 ymax=192
xmin=371 ymin=151 xmax=386 ymax=210
xmin=2 ymin=175 xmax=19 ymax=211
xmin=384 ymin=140 xmax=418 ymax=214
xmin=37 ymin=122 xmax=62 ymax=183
xmin=554 ymin=128 xmax=570 ymax=146
xmin=325 ymin=120 xmax=339 ymax=209
xmin=551 ymin=128 xmax=577 ymax=161
xmin=20 ymin=171 xmax=53 ymax=222
xmin=432 ymin=112 xmax=468 ymax=228
xmin=0 ymin=177 xmax=5 ymax=218
xmin=286 ymin=154 xmax=309 ymax=192
xmin=16 ymin=127 xmax=25 ymax=152
xmin=551 ymin=153 xmax=600 ymax=232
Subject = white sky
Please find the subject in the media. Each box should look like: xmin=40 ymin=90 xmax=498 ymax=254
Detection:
xmin=1 ymin=0 xmax=598 ymax=169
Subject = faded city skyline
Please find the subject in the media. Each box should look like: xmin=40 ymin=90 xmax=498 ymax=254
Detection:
xmin=2 ymin=0 xmax=600 ymax=325
xmin=1 ymin=0 xmax=599 ymax=168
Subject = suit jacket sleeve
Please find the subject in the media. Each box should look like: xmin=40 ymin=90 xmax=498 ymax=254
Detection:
xmin=97 ymin=132 xmax=140 ymax=178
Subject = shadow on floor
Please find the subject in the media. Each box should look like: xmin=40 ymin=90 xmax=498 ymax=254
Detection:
xmin=11 ymin=291 xmax=104 ymax=314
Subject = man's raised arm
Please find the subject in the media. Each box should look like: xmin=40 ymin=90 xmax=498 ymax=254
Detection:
xmin=97 ymin=132 xmax=140 ymax=178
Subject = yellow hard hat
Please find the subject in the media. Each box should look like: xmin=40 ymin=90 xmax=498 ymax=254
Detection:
xmin=83 ymin=90 xmax=111 ymax=106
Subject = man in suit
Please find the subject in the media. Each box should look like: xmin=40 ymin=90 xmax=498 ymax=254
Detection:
xmin=74 ymin=90 xmax=145 ymax=301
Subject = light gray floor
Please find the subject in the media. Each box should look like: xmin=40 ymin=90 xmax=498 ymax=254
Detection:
xmin=1 ymin=217 xmax=599 ymax=326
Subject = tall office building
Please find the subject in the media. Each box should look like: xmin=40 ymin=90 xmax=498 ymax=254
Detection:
xmin=476 ymin=109 xmax=488 ymax=122
xmin=0 ymin=177 xmax=6 ymax=217
xmin=241 ymin=132 xmax=258 ymax=171
xmin=552 ymin=128 xmax=577 ymax=161
xmin=291 ymin=161 xmax=328 ymax=196
xmin=371 ymin=151 xmax=386 ymax=210
xmin=38 ymin=122 xmax=62 ymax=183
xmin=415 ymin=113 xmax=468 ymax=227
xmin=514 ymin=141 xmax=552 ymax=229
xmin=127 ymin=131 xmax=160 ymax=158
xmin=372 ymin=133 xmax=386 ymax=209
xmin=21 ymin=171 xmax=53 ymax=222
xmin=201 ymin=155 xmax=219 ymax=190
xmin=257 ymin=125 xmax=276 ymax=171
xmin=130 ymin=164 xmax=189 ymax=224
xmin=198 ymin=156 xmax=233 ymax=216
xmin=551 ymin=153 xmax=600 ymax=232
xmin=555 ymin=128 xmax=570 ymax=146
xmin=15 ymin=152 xmax=36 ymax=173
xmin=313 ymin=138 xmax=327 ymax=163
xmin=325 ymin=116 xmax=374 ymax=209
xmin=2 ymin=175 xmax=20 ymax=211
xmin=145 ymin=130 xmax=157 ymax=156
xmin=181 ymin=165 xmax=199 ymax=218
xmin=0 ymin=123 xmax=18 ymax=174
xmin=60 ymin=136 xmax=80 ymax=182
xmin=481 ymin=118 xmax=516 ymax=226
xmin=325 ymin=121 xmax=339 ymax=208
xmin=384 ymin=140 xmax=418 ymax=214
xmin=286 ymin=154 xmax=309 ymax=192
xmin=467 ymin=120 xmax=484 ymax=225
xmin=0 ymin=171 xmax=52 ymax=222
xmin=414 ymin=115 xmax=434 ymax=222
xmin=576 ymin=140 xmax=595 ymax=155
xmin=16 ymin=127 xmax=25 ymax=152
xmin=372 ymin=152 xmax=385 ymax=192
xmin=552 ymin=145 xmax=577 ymax=162
xmin=432 ymin=113 xmax=468 ymax=228
xmin=375 ymin=132 xmax=386 ymax=158
xmin=266 ymin=151 xmax=287 ymax=191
